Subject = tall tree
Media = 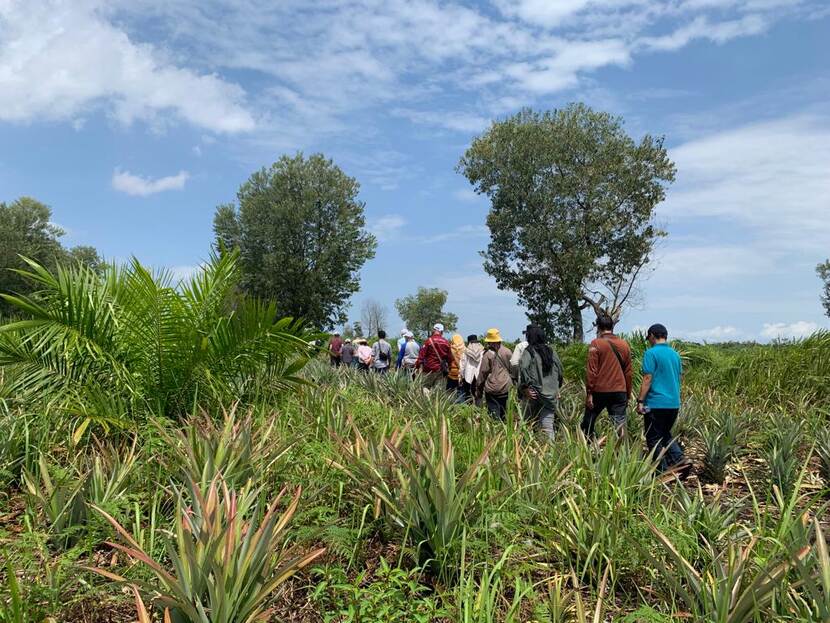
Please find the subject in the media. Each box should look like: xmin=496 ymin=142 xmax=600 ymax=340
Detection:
xmin=361 ymin=299 xmax=388 ymax=338
xmin=213 ymin=153 xmax=377 ymax=329
xmin=457 ymin=103 xmax=676 ymax=342
xmin=818 ymin=259 xmax=830 ymax=318
xmin=395 ymin=287 xmax=458 ymax=340
xmin=0 ymin=197 xmax=102 ymax=315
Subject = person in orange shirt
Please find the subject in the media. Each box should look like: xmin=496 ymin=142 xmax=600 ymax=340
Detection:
xmin=581 ymin=315 xmax=632 ymax=439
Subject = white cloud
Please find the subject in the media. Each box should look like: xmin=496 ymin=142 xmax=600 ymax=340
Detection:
xmin=664 ymin=114 xmax=830 ymax=249
xmin=0 ymin=0 xmax=255 ymax=132
xmin=678 ymin=325 xmax=743 ymax=342
xmin=453 ymin=188 xmax=482 ymax=202
xmin=99 ymin=0 xmax=815 ymax=139
xmin=368 ymin=215 xmax=407 ymax=242
xmin=760 ymin=321 xmax=821 ymax=340
xmin=419 ymin=224 xmax=489 ymax=244
xmin=112 ymin=169 xmax=189 ymax=196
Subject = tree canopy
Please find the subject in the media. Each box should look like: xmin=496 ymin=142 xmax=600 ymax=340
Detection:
xmin=457 ymin=103 xmax=675 ymax=342
xmin=213 ymin=153 xmax=377 ymax=330
xmin=818 ymin=259 xmax=830 ymax=318
xmin=395 ymin=287 xmax=458 ymax=340
xmin=0 ymin=197 xmax=103 ymax=315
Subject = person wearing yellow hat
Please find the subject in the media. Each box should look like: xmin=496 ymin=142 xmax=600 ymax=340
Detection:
xmin=475 ymin=328 xmax=513 ymax=419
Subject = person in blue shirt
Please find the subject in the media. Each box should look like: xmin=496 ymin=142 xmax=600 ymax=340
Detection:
xmin=636 ymin=323 xmax=690 ymax=477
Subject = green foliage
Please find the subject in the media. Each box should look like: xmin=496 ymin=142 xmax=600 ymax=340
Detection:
xmin=394 ymin=287 xmax=458 ymax=339
xmin=815 ymin=426 xmax=830 ymax=484
xmin=764 ymin=417 xmax=804 ymax=499
xmin=0 ymin=251 xmax=313 ymax=431
xmin=312 ymin=559 xmax=446 ymax=622
xmin=817 ymin=259 xmax=830 ymax=317
xmin=213 ymin=152 xmax=377 ymax=329
xmin=90 ymin=478 xmax=325 ymax=623
xmin=646 ymin=518 xmax=810 ymax=623
xmin=457 ymin=103 xmax=676 ymax=341
xmin=697 ymin=411 xmax=743 ymax=485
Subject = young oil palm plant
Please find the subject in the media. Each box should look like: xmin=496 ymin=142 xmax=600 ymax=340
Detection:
xmin=0 ymin=251 xmax=313 ymax=434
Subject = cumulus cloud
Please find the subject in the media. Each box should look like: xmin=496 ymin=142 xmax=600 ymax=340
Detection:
xmin=663 ymin=114 xmax=830 ymax=249
xmin=760 ymin=321 xmax=821 ymax=340
xmin=0 ymin=0 xmax=255 ymax=132
xmin=112 ymin=169 xmax=189 ymax=196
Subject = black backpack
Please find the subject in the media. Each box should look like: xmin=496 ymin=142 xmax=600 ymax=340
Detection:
xmin=378 ymin=341 xmax=390 ymax=362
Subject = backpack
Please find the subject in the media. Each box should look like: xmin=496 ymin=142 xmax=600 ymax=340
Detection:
xmin=378 ymin=341 xmax=391 ymax=363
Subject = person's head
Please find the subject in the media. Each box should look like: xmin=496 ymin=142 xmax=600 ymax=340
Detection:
xmin=334 ymin=331 xmax=340 ymax=337
xmin=647 ymin=323 xmax=669 ymax=345
xmin=467 ymin=334 xmax=478 ymax=344
xmin=404 ymin=330 xmax=414 ymax=341
xmin=378 ymin=330 xmax=386 ymax=340
xmin=401 ymin=328 xmax=408 ymax=337
xmin=433 ymin=323 xmax=444 ymax=335
xmin=451 ymin=334 xmax=464 ymax=347
xmin=525 ymin=324 xmax=547 ymax=347
xmin=344 ymin=338 xmax=351 ymax=344
xmin=483 ymin=328 xmax=502 ymax=349
xmin=596 ymin=315 xmax=614 ymax=333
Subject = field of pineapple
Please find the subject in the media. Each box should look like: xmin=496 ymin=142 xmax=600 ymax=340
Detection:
xmin=1 ymin=256 xmax=830 ymax=622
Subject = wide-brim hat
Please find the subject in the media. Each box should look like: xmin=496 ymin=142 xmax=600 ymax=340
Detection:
xmin=483 ymin=328 xmax=502 ymax=343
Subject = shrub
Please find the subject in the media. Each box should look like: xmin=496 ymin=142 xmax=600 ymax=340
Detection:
xmin=89 ymin=477 xmax=324 ymax=623
xmin=764 ymin=418 xmax=803 ymax=499
xmin=697 ymin=410 xmax=743 ymax=485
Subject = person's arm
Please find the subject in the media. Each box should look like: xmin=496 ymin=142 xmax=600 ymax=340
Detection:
xmin=396 ymin=342 xmax=406 ymax=368
xmin=518 ymin=351 xmax=538 ymax=400
xmin=624 ymin=345 xmax=633 ymax=399
xmin=415 ymin=339 xmax=428 ymax=370
xmin=637 ymin=350 xmax=655 ymax=413
xmin=476 ymin=352 xmax=491 ymax=396
xmin=585 ymin=341 xmax=599 ymax=407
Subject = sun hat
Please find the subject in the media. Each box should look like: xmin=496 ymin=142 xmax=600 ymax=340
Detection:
xmin=483 ymin=328 xmax=503 ymax=343
xmin=433 ymin=323 xmax=444 ymax=333
xmin=404 ymin=330 xmax=414 ymax=338
xmin=401 ymin=328 xmax=408 ymax=336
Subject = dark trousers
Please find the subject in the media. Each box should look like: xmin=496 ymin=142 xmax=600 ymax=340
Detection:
xmin=357 ymin=362 xmax=370 ymax=373
xmin=581 ymin=391 xmax=627 ymax=438
xmin=446 ymin=378 xmax=459 ymax=391
xmin=644 ymin=408 xmax=685 ymax=472
xmin=485 ymin=392 xmax=509 ymax=420
xmin=330 ymin=355 xmax=341 ymax=367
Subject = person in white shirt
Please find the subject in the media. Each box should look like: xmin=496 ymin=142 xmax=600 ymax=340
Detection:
xmin=460 ymin=334 xmax=485 ymax=403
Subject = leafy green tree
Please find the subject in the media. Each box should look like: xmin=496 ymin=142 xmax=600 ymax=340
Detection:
xmin=0 ymin=197 xmax=105 ymax=316
xmin=213 ymin=153 xmax=377 ymax=330
xmin=0 ymin=197 xmax=66 ymax=314
xmin=0 ymin=250 xmax=313 ymax=437
xmin=395 ymin=287 xmax=458 ymax=340
xmin=457 ymin=103 xmax=676 ymax=342
xmin=67 ymin=245 xmax=104 ymax=274
xmin=818 ymin=259 xmax=830 ymax=317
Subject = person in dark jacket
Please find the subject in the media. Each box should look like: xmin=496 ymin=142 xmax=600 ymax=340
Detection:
xmin=581 ymin=315 xmax=632 ymax=439
xmin=475 ymin=328 xmax=513 ymax=419
xmin=415 ymin=323 xmax=453 ymax=389
xmin=340 ymin=339 xmax=355 ymax=367
xmin=518 ymin=325 xmax=564 ymax=440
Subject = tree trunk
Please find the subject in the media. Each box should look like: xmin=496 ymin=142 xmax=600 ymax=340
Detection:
xmin=569 ymin=297 xmax=584 ymax=343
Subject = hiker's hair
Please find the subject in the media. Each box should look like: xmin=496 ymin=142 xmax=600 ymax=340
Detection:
xmin=596 ymin=315 xmax=614 ymax=331
xmin=647 ymin=324 xmax=668 ymax=340
xmin=378 ymin=330 xmax=386 ymax=339
xmin=526 ymin=325 xmax=554 ymax=375
xmin=467 ymin=334 xmax=478 ymax=343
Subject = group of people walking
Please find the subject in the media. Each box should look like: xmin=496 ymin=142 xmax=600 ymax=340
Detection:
xmin=327 ymin=317 xmax=689 ymax=476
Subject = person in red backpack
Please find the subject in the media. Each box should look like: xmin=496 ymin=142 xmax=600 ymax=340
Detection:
xmin=415 ymin=323 xmax=453 ymax=389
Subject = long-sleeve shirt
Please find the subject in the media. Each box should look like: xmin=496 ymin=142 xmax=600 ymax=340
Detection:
xmin=586 ymin=334 xmax=632 ymax=396
xmin=519 ymin=346 xmax=563 ymax=410
xmin=415 ymin=333 xmax=453 ymax=373
xmin=477 ymin=345 xmax=513 ymax=395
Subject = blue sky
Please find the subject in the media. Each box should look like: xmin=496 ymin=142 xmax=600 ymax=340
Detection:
xmin=1 ymin=0 xmax=828 ymax=342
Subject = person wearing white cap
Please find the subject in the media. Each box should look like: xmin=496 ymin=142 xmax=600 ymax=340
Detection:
xmin=415 ymin=323 xmax=452 ymax=389
xmin=397 ymin=330 xmax=420 ymax=376
xmin=395 ymin=328 xmax=409 ymax=370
